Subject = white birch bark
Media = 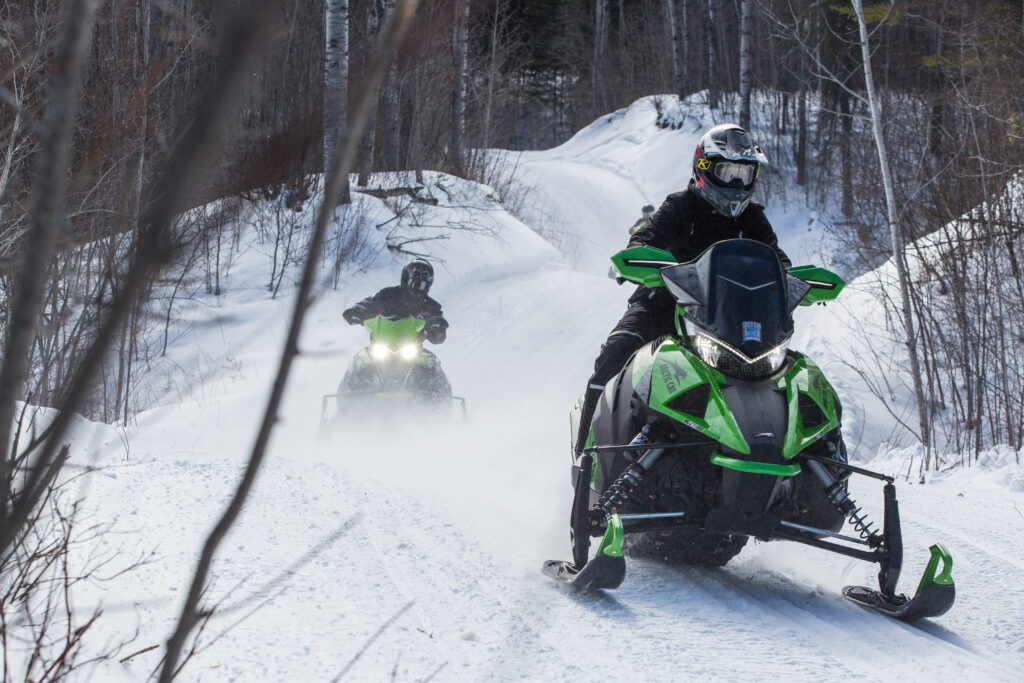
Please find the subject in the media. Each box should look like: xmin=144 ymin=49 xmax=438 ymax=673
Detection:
xmin=738 ymin=0 xmax=753 ymax=129
xmin=850 ymin=0 xmax=931 ymax=456
xmin=359 ymin=0 xmax=381 ymax=185
xmin=324 ymin=0 xmax=351 ymax=203
xmin=450 ymin=0 xmax=469 ymax=173
xmin=665 ymin=0 xmax=686 ymax=99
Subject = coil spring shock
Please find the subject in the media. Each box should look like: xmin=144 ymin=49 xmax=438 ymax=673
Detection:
xmin=591 ymin=426 xmax=657 ymax=524
xmin=806 ymin=458 xmax=883 ymax=547
xmin=594 ymin=463 xmax=646 ymax=519
xmin=845 ymin=505 xmax=879 ymax=544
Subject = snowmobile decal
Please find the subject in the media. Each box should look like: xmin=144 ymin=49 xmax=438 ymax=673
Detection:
xmin=646 ymin=339 xmax=749 ymax=454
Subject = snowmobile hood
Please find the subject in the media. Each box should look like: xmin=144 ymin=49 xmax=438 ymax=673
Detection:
xmin=661 ymin=239 xmax=791 ymax=357
xmin=362 ymin=315 xmax=426 ymax=350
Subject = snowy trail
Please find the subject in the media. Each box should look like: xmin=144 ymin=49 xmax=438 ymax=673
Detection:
xmin=68 ymin=98 xmax=1024 ymax=681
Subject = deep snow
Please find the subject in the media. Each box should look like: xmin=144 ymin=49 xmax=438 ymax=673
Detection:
xmin=20 ymin=96 xmax=1024 ymax=681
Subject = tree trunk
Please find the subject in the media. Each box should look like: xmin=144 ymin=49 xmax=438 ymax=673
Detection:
xmin=593 ymin=0 xmax=607 ymax=109
xmin=324 ymin=0 xmax=351 ymax=204
xmin=707 ymin=0 xmax=719 ymax=109
xmin=358 ymin=0 xmax=381 ymax=185
xmin=450 ymin=0 xmax=469 ymax=175
xmin=738 ymin=0 xmax=753 ymax=128
xmin=851 ymin=0 xmax=932 ymax=461
xmin=665 ymin=0 xmax=686 ymax=99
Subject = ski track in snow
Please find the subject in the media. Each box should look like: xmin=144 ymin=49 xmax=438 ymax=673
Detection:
xmin=61 ymin=97 xmax=1024 ymax=681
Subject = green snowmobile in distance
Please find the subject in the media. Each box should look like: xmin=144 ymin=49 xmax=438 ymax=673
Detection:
xmin=320 ymin=315 xmax=465 ymax=428
xmin=544 ymin=239 xmax=955 ymax=622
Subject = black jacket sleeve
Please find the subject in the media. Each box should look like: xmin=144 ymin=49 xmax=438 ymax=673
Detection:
xmin=419 ymin=297 xmax=449 ymax=344
xmin=741 ymin=204 xmax=791 ymax=268
xmin=627 ymin=194 xmax=686 ymax=252
xmin=343 ymin=291 xmax=385 ymax=325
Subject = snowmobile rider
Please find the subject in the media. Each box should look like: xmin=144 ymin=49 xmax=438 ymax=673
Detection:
xmin=343 ymin=259 xmax=449 ymax=344
xmin=629 ymin=204 xmax=656 ymax=235
xmin=575 ymin=123 xmax=791 ymax=455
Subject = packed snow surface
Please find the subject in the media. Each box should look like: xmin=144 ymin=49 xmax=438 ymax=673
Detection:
xmin=43 ymin=97 xmax=1024 ymax=680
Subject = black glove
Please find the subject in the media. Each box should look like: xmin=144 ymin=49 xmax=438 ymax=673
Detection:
xmin=422 ymin=320 xmax=446 ymax=344
xmin=343 ymin=308 xmax=362 ymax=325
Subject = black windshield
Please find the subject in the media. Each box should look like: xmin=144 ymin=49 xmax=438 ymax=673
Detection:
xmin=661 ymin=239 xmax=791 ymax=356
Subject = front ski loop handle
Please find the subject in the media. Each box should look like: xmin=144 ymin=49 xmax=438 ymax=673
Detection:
xmin=915 ymin=543 xmax=954 ymax=595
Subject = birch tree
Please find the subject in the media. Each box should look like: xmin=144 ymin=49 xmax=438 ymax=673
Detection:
xmin=450 ymin=0 xmax=470 ymax=174
xmin=665 ymin=0 xmax=687 ymax=100
xmin=738 ymin=0 xmax=753 ymax=128
xmin=707 ymin=0 xmax=719 ymax=109
xmin=324 ymin=0 xmax=351 ymax=204
xmin=850 ymin=0 xmax=931 ymax=459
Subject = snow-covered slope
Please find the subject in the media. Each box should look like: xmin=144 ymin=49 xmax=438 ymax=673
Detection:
xmin=31 ymin=98 xmax=1024 ymax=681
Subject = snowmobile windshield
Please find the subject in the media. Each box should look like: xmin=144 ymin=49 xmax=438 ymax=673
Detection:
xmin=362 ymin=315 xmax=425 ymax=351
xmin=661 ymin=239 xmax=792 ymax=379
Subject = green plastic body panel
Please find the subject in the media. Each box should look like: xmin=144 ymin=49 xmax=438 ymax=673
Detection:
xmin=776 ymin=352 xmax=841 ymax=459
xmin=644 ymin=339 xmax=750 ymax=455
xmin=596 ymin=514 xmax=624 ymax=558
xmin=362 ymin=315 xmax=425 ymax=350
xmin=710 ymin=453 xmax=802 ymax=476
xmin=610 ymin=246 xmax=677 ymax=288
xmin=916 ymin=543 xmax=954 ymax=594
xmin=788 ymin=265 xmax=846 ymax=305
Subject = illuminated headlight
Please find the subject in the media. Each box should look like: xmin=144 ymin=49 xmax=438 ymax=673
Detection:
xmin=684 ymin=319 xmax=788 ymax=379
xmin=370 ymin=344 xmax=390 ymax=360
xmin=399 ymin=343 xmax=420 ymax=360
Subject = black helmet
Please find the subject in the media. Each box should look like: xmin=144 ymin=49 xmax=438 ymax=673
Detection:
xmin=401 ymin=258 xmax=434 ymax=293
xmin=692 ymin=124 xmax=768 ymax=218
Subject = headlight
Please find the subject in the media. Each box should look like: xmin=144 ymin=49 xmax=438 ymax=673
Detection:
xmin=370 ymin=344 xmax=390 ymax=360
xmin=684 ymin=319 xmax=788 ymax=379
xmin=399 ymin=343 xmax=420 ymax=360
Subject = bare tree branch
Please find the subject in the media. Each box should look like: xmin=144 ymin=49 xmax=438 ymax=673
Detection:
xmin=157 ymin=2 xmax=421 ymax=680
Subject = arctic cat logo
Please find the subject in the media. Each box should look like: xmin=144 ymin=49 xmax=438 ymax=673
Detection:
xmin=658 ymin=358 xmax=688 ymax=395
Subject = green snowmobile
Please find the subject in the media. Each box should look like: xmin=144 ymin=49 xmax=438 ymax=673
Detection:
xmin=320 ymin=315 xmax=464 ymax=428
xmin=544 ymin=239 xmax=955 ymax=622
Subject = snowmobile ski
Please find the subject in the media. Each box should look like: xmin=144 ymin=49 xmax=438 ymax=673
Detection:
xmin=842 ymin=543 xmax=955 ymax=621
xmin=543 ymin=514 xmax=625 ymax=592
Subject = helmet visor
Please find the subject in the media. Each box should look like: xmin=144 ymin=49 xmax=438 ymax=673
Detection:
xmin=713 ymin=162 xmax=757 ymax=187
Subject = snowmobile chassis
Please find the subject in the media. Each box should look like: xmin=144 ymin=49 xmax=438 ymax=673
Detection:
xmin=543 ymin=431 xmax=955 ymax=622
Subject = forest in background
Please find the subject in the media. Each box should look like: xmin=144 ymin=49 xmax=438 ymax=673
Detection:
xmin=1 ymin=0 xmax=1023 ymax=467
xmin=1 ymin=2 xmax=1024 ymax=677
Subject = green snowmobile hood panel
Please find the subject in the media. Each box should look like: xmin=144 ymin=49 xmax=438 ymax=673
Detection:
xmin=596 ymin=514 xmax=624 ymax=558
xmin=610 ymin=246 xmax=678 ymax=288
xmin=362 ymin=315 xmax=426 ymax=350
xmin=916 ymin=543 xmax=954 ymax=595
xmin=776 ymin=352 xmax=841 ymax=459
xmin=788 ymin=265 xmax=846 ymax=305
xmin=710 ymin=453 xmax=802 ymax=476
xmin=644 ymin=339 xmax=750 ymax=455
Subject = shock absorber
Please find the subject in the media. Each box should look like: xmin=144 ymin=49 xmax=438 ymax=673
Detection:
xmin=592 ymin=426 xmax=665 ymax=523
xmin=805 ymin=458 xmax=881 ymax=546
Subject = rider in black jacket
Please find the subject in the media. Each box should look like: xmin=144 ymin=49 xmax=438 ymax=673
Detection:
xmin=343 ymin=259 xmax=449 ymax=344
xmin=575 ymin=124 xmax=790 ymax=454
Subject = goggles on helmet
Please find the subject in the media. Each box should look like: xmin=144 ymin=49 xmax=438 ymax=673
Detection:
xmin=712 ymin=161 xmax=757 ymax=187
